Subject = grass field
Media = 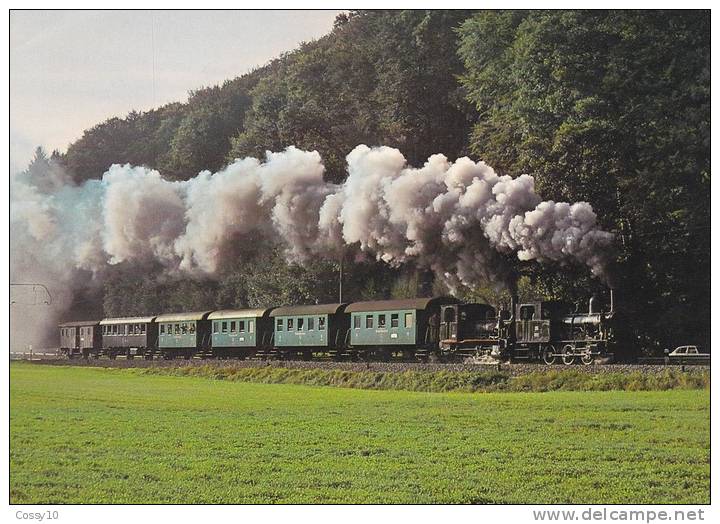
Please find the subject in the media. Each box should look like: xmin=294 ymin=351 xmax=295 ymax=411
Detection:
xmin=10 ymin=362 xmax=709 ymax=504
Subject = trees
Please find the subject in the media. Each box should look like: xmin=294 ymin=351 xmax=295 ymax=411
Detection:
xmin=27 ymin=10 xmax=709 ymax=352
xmin=458 ymin=10 xmax=710 ymax=349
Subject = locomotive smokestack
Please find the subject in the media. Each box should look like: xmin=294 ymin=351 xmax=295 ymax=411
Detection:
xmin=609 ymin=288 xmax=615 ymax=313
xmin=589 ymin=295 xmax=597 ymax=315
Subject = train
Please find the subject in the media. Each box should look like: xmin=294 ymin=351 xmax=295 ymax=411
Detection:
xmin=58 ymin=290 xmax=620 ymax=364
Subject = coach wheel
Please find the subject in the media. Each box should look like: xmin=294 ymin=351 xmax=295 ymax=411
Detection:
xmin=581 ymin=352 xmax=594 ymax=366
xmin=562 ymin=345 xmax=576 ymax=365
xmin=542 ymin=346 xmax=557 ymax=365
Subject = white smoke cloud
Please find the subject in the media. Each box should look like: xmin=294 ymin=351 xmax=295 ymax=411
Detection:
xmin=317 ymin=145 xmax=613 ymax=289
xmin=102 ymin=165 xmax=186 ymax=266
xmin=10 ymin=144 xmax=614 ymax=349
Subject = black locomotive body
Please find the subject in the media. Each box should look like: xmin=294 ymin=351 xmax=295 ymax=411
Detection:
xmin=438 ymin=291 xmax=617 ymax=364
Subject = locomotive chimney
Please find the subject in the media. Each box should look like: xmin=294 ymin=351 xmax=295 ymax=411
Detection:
xmin=589 ymin=296 xmax=597 ymax=315
xmin=609 ymin=288 xmax=615 ymax=313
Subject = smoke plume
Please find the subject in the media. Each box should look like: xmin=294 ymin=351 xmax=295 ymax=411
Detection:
xmin=10 ymin=144 xmax=614 ymax=349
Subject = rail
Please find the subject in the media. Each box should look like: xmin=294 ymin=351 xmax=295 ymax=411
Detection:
xmin=638 ymin=356 xmax=710 ymax=366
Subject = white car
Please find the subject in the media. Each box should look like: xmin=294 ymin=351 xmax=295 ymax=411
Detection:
xmin=669 ymin=345 xmax=710 ymax=358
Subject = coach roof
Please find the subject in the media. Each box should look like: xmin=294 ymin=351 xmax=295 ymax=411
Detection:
xmin=345 ymin=296 xmax=458 ymax=313
xmin=100 ymin=316 xmax=157 ymax=325
xmin=269 ymin=303 xmax=347 ymax=317
xmin=154 ymin=311 xmax=213 ymax=322
xmin=208 ymin=308 xmax=274 ymax=320
xmin=58 ymin=320 xmax=101 ymax=327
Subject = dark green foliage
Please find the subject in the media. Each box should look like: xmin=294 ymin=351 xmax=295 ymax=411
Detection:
xmin=35 ymin=10 xmax=708 ymax=352
xmin=458 ymin=10 xmax=710 ymax=351
xmin=230 ymin=10 xmax=474 ymax=181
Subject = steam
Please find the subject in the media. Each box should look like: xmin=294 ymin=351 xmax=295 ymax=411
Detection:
xmin=10 ymin=144 xmax=614 ymax=349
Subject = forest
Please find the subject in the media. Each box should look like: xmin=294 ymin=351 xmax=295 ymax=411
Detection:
xmin=20 ymin=10 xmax=710 ymax=353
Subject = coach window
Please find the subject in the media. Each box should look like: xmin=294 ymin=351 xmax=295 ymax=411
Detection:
xmin=277 ymin=319 xmax=284 ymax=331
xmin=366 ymin=315 xmax=374 ymax=329
xmin=298 ymin=318 xmax=304 ymax=331
xmin=160 ymin=324 xmax=165 ymax=335
xmin=308 ymin=317 xmax=314 ymax=330
xmin=391 ymin=314 xmax=399 ymax=328
xmin=181 ymin=323 xmax=188 ymax=335
xmin=230 ymin=321 xmax=237 ymax=333
xmin=318 ymin=317 xmax=326 ymax=330
xmin=213 ymin=322 xmax=219 ymax=334
xmin=113 ymin=325 xmax=118 ymax=335
xmin=404 ymin=312 xmax=413 ymax=328
xmin=248 ymin=320 xmax=254 ymax=333
xmin=189 ymin=323 xmax=196 ymax=334
xmin=175 ymin=324 xmax=181 ymax=335
xmin=221 ymin=321 xmax=228 ymax=333
xmin=238 ymin=320 xmax=245 ymax=332
xmin=378 ymin=314 xmax=386 ymax=328
xmin=353 ymin=315 xmax=361 ymax=329
xmin=288 ymin=318 xmax=294 ymax=330
xmin=141 ymin=324 xmax=146 ymax=334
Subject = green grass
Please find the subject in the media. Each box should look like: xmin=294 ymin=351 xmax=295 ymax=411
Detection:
xmin=10 ymin=362 xmax=709 ymax=504
xmin=136 ymin=364 xmax=710 ymax=393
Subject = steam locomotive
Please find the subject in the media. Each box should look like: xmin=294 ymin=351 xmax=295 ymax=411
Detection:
xmin=438 ymin=291 xmax=617 ymax=364
xmin=58 ymin=290 xmax=619 ymax=364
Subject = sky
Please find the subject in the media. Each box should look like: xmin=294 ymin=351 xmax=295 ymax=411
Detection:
xmin=9 ymin=10 xmax=341 ymax=173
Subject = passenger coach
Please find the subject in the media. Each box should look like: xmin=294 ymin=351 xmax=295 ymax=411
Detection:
xmin=59 ymin=320 xmax=101 ymax=359
xmin=271 ymin=303 xmax=348 ymax=359
xmin=208 ymin=308 xmax=274 ymax=358
xmin=346 ymin=297 xmax=458 ymax=360
xmin=155 ymin=311 xmax=212 ymax=359
xmin=100 ymin=316 xmax=157 ymax=359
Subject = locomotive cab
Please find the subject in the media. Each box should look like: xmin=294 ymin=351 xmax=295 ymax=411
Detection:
xmin=514 ymin=301 xmax=573 ymax=344
xmin=439 ymin=303 xmax=501 ymax=356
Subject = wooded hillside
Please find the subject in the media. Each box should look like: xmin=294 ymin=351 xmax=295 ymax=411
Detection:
xmin=23 ymin=10 xmax=710 ymax=353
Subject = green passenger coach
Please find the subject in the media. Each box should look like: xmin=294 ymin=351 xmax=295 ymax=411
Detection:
xmin=155 ymin=311 xmax=212 ymax=359
xmin=270 ymin=303 xmax=349 ymax=358
xmin=346 ymin=297 xmax=459 ymax=360
xmin=208 ymin=308 xmax=274 ymax=358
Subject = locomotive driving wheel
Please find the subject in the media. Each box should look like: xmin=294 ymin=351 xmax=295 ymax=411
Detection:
xmin=580 ymin=351 xmax=595 ymax=365
xmin=542 ymin=345 xmax=557 ymax=365
xmin=562 ymin=344 xmax=576 ymax=365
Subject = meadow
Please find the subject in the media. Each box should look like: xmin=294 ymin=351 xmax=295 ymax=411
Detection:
xmin=10 ymin=362 xmax=710 ymax=504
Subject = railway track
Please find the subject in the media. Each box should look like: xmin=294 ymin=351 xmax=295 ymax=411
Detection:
xmin=20 ymin=357 xmax=709 ymax=376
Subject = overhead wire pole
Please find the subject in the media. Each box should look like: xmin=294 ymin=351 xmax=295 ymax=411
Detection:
xmin=338 ymin=252 xmax=343 ymax=303
xmin=10 ymin=283 xmax=52 ymax=306
xmin=151 ymin=10 xmax=156 ymax=107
